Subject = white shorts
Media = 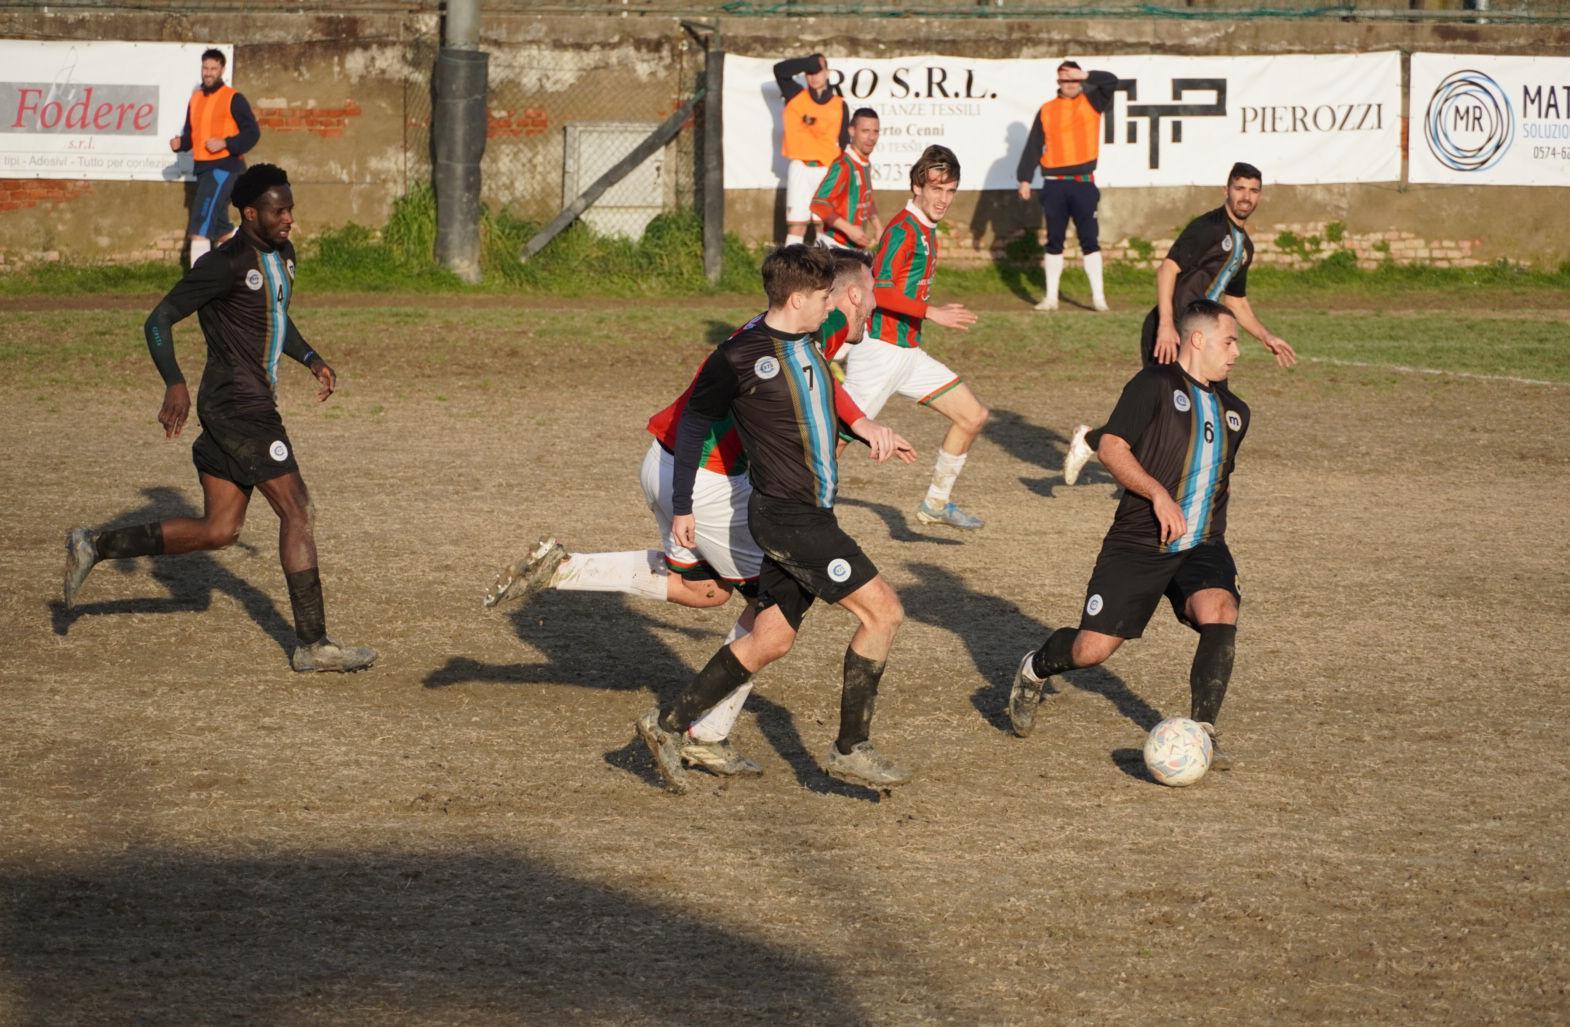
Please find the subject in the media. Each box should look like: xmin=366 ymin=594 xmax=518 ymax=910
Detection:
xmin=840 ymin=336 xmax=963 ymax=420
xmin=639 ymin=439 xmax=762 ymax=586
xmin=784 ymin=159 xmax=830 ymax=225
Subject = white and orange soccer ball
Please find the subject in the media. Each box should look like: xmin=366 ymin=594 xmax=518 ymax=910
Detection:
xmin=1143 ymin=716 xmax=1213 ymax=787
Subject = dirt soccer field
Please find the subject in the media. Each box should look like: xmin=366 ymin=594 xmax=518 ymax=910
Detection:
xmin=3 ymin=293 xmax=1568 ymax=1024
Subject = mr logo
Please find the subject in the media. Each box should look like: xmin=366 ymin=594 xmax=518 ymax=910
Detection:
xmin=245 ymin=269 xmax=264 ymax=291
xmin=1226 ymin=410 xmax=1243 ymax=432
xmin=1172 ymin=390 xmax=1191 ymax=413
xmin=827 ymin=558 xmax=852 ymax=583
xmin=755 ymin=356 xmax=781 ymax=380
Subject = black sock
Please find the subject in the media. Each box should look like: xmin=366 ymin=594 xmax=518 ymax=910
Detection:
xmin=1030 ymin=627 xmax=1078 ymax=679
xmin=285 ymin=567 xmax=327 ymax=647
xmin=663 ymin=645 xmax=750 ymax=733
xmin=1084 ymin=427 xmax=1105 ymax=451
xmin=95 ymin=523 xmax=164 ymax=560
xmin=1190 ymin=623 xmax=1237 ymax=726
xmin=835 ymin=648 xmax=887 ymax=755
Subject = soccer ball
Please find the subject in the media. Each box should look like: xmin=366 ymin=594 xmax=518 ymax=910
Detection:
xmin=1143 ymin=716 xmax=1213 ymax=787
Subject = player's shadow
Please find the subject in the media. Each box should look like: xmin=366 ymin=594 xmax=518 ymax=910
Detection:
xmin=834 ymin=496 xmax=962 ymax=546
xmin=1110 ymin=747 xmax=1160 ymax=783
xmin=967 ymin=120 xmax=1042 ymax=307
xmin=49 ymin=486 xmax=295 ymax=655
xmin=898 ymin=561 xmax=1162 ymax=735
xmin=0 ymin=847 xmax=869 ymax=1024
xmin=986 ymin=408 xmax=1114 ymax=497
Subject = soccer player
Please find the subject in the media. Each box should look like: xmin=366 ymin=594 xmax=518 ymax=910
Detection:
xmin=168 ymin=48 xmax=260 ymax=267
xmin=62 ymin=164 xmax=376 ymax=674
xmin=484 ymin=251 xmax=881 ymax=779
xmin=810 ymin=107 xmax=882 ymax=250
xmin=1016 ymin=61 xmax=1119 ymax=313
xmin=634 ymin=245 xmax=918 ymax=795
xmin=773 ymin=53 xmax=851 ymax=247
xmin=844 ymin=144 xmax=987 ymax=530
xmin=1010 ymin=299 xmax=1249 ymax=769
xmin=1063 ymin=162 xmax=1298 ymax=485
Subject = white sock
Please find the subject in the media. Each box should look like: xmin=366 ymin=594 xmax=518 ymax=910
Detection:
xmin=687 ymin=617 xmax=754 ymax=743
xmin=1044 ymin=253 xmax=1064 ymax=305
xmin=785 ymin=232 xmax=805 ymax=247
xmin=189 ymin=237 xmax=210 ymax=265
xmin=924 ymin=448 xmax=968 ymax=507
xmin=549 ymin=550 xmax=668 ymax=601
xmin=1084 ymin=250 xmax=1106 ymax=305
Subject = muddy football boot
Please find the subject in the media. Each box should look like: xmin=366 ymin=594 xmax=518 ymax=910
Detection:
xmin=1062 ymin=424 xmax=1094 ymax=486
xmin=291 ymin=638 xmax=378 ymax=673
xmin=483 ymin=537 xmax=568 ymax=609
xmin=636 ymin=708 xmax=688 ymax=795
xmin=63 ymin=528 xmax=99 ymax=609
xmin=1008 ymin=651 xmax=1046 ymax=739
xmin=1200 ymin=723 xmax=1233 ymax=771
xmin=915 ymin=500 xmax=984 ymax=530
xmin=825 ymin=741 xmax=912 ymax=789
xmin=681 ymin=737 xmax=763 ymax=777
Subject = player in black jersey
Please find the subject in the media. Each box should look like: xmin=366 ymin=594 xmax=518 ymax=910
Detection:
xmin=1011 ymin=300 xmax=1249 ymax=769
xmin=61 ymin=164 xmax=376 ymax=674
xmin=635 ymin=245 xmax=921 ymax=794
xmin=1064 ymin=163 xmax=1295 ymax=485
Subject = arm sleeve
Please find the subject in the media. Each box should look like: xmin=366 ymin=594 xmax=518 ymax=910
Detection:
xmin=1084 ymin=70 xmax=1119 ymax=114
xmin=809 ymin=162 xmax=846 ymax=225
xmin=1165 ymin=217 xmax=1210 ymax=270
xmin=226 ymin=92 xmax=261 ymax=157
xmin=177 ymin=105 xmax=192 ymax=152
xmin=1015 ymin=115 xmax=1044 ymax=183
xmin=1101 ymin=370 xmax=1164 ymax=451
xmin=282 ymin=317 xmax=320 ymax=367
xmin=773 ymin=56 xmax=820 ymax=103
xmin=142 ymin=252 xmax=232 ymax=386
xmin=872 ymin=228 xmax=927 ymax=319
xmin=672 ymin=351 xmax=741 ymax=516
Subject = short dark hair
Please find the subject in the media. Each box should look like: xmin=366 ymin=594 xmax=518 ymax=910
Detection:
xmin=851 ymin=107 xmax=879 ymax=124
xmin=763 ymin=244 xmax=835 ymax=308
xmin=232 ymin=163 xmax=290 ymax=210
xmin=830 ymin=248 xmax=873 ymax=284
xmin=202 ymin=48 xmax=226 ymax=67
xmin=1178 ymin=298 xmax=1234 ymax=341
xmin=910 ymin=144 xmax=960 ymax=188
xmin=1057 ymin=60 xmax=1082 ymax=73
xmin=1228 ymin=161 xmax=1263 ymax=185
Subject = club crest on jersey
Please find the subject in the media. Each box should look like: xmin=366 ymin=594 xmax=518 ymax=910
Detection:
xmin=1086 ymin=594 xmax=1104 ymax=616
xmin=245 ymin=269 xmax=264 ymax=291
xmin=1172 ymin=390 xmax=1191 ymax=413
xmin=754 ymin=356 xmax=780 ymax=380
xmin=285 ymin=259 xmax=296 ymax=280
xmin=827 ymin=558 xmax=852 ymax=583
xmin=1222 ymin=235 xmax=1234 ymax=253
xmin=268 ymin=440 xmax=289 ymax=462
xmin=1226 ymin=410 xmax=1243 ymax=432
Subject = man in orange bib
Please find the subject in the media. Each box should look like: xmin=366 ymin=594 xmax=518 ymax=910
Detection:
xmin=168 ymin=49 xmax=260 ymax=267
xmin=1016 ymin=61 xmax=1118 ymax=313
xmin=773 ymin=54 xmax=850 ymax=247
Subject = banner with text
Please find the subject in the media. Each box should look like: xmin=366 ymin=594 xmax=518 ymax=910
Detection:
xmin=1409 ymin=53 xmax=1570 ymax=187
xmin=724 ymin=52 xmax=1400 ymax=191
xmin=0 ymin=40 xmax=234 ymax=181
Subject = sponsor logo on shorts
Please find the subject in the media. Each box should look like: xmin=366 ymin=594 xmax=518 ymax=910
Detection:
xmin=268 ymin=440 xmax=289 ymax=462
xmin=827 ymin=558 xmax=852 ymax=583
xmin=245 ymin=269 xmax=264 ymax=291
xmin=1222 ymin=235 xmax=1234 ymax=253
xmin=754 ymin=356 xmax=780 ymax=380
xmin=1086 ymin=593 xmax=1104 ymax=616
xmin=1173 ymin=390 xmax=1191 ymax=413
xmin=1226 ymin=410 xmax=1243 ymax=432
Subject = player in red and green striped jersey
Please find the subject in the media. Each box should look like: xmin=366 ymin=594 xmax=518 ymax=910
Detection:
xmin=810 ymin=108 xmax=883 ymax=251
xmin=843 ymin=144 xmax=988 ymax=530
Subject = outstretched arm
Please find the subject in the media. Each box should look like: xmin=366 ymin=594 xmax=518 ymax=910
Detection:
xmin=1222 ymin=294 xmax=1296 ymax=368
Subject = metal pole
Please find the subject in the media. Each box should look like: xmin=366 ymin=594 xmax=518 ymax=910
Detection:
xmin=703 ymin=42 xmax=725 ymax=285
xmin=435 ymin=0 xmax=485 ymax=283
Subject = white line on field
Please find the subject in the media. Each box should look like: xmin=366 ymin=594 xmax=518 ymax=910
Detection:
xmin=1303 ymin=356 xmax=1564 ymax=387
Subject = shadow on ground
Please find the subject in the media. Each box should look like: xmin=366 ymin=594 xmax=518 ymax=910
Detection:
xmin=0 ymin=848 xmax=869 ymax=1024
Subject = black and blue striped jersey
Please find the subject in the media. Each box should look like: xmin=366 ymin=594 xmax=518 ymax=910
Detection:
xmin=1167 ymin=206 xmax=1253 ymax=313
xmin=1101 ymin=362 xmax=1250 ymax=552
xmin=673 ymin=313 xmax=848 ymax=512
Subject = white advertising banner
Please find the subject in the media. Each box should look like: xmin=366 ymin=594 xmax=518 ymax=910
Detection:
xmin=0 ymin=40 xmax=234 ymax=181
xmin=724 ymin=52 xmax=1400 ymax=191
xmin=1410 ymin=53 xmax=1570 ymax=187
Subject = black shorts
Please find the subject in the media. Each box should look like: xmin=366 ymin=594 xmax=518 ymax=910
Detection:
xmin=192 ymin=408 xmax=300 ymax=491
xmin=747 ymin=492 xmax=878 ymax=631
xmin=1079 ymin=537 xmax=1240 ymax=639
xmin=187 ymin=164 xmax=238 ymax=238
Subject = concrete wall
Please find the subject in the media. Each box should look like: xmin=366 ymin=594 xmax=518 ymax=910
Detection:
xmin=2 ymin=6 xmax=1567 ymax=270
